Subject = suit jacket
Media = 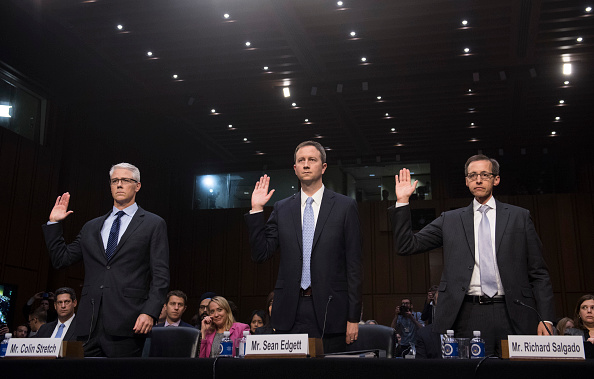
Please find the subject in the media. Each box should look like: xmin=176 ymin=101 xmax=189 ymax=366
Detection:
xmin=35 ymin=316 xmax=78 ymax=341
xmin=389 ymin=200 xmax=554 ymax=335
xmin=42 ymin=206 xmax=170 ymax=338
xmin=415 ymin=325 xmax=442 ymax=359
xmin=199 ymin=322 xmax=249 ymax=358
xmin=154 ymin=320 xmax=194 ymax=328
xmin=245 ymin=189 xmax=363 ymax=334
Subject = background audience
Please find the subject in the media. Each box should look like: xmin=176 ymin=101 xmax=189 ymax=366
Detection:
xmin=199 ymin=296 xmax=249 ymax=358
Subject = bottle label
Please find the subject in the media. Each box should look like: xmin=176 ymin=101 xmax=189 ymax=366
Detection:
xmin=471 ymin=342 xmax=485 ymax=358
xmin=220 ymin=340 xmax=233 ymax=356
xmin=444 ymin=342 xmax=458 ymax=358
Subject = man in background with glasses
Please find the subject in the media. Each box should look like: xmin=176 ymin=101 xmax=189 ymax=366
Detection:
xmin=389 ymin=155 xmax=554 ymax=356
xmin=42 ymin=163 xmax=170 ymax=357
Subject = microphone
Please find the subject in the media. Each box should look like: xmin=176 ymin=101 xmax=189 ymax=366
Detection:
xmin=513 ymin=299 xmax=552 ymax=335
xmin=84 ymin=298 xmax=95 ymax=346
xmin=321 ymin=295 xmax=333 ymax=340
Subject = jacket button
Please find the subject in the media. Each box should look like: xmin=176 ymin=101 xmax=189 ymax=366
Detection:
xmin=106 ymin=266 xmax=111 ymax=270
xmin=100 ymin=285 xmax=104 ymax=289
xmin=461 ymin=287 xmax=466 ymax=291
xmin=468 ymin=266 xmax=473 ymax=270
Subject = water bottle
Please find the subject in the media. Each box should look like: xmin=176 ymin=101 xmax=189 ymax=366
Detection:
xmin=220 ymin=331 xmax=233 ymax=357
xmin=470 ymin=330 xmax=486 ymax=359
xmin=0 ymin=333 xmax=11 ymax=357
xmin=443 ymin=330 xmax=458 ymax=359
xmin=237 ymin=330 xmax=249 ymax=358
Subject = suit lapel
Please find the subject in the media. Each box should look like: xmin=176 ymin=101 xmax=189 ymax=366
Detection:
xmin=96 ymin=211 xmax=112 ymax=254
xmin=290 ymin=194 xmax=303 ymax=250
xmin=494 ymin=200 xmax=509 ymax=254
xmin=461 ymin=202 xmax=475 ymax=258
xmin=111 ymin=206 xmax=146 ymax=260
xmin=312 ymin=190 xmax=335 ymax=251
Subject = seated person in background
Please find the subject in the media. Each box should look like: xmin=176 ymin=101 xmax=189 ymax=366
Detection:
xmin=14 ymin=323 xmax=29 ymax=338
xmin=565 ymin=294 xmax=594 ymax=358
xmin=249 ymin=310 xmax=266 ymax=334
xmin=416 ymin=291 xmax=442 ymax=359
xmin=28 ymin=308 xmax=47 ymax=337
xmin=154 ymin=290 xmax=193 ymax=328
xmin=391 ymin=298 xmax=424 ymax=356
xmin=421 ymin=285 xmax=438 ymax=325
xmin=194 ymin=292 xmax=217 ymax=328
xmin=255 ymin=291 xmax=275 ymax=335
xmin=0 ymin=324 xmax=8 ymax=341
xmin=199 ymin=296 xmax=249 ymax=358
xmin=36 ymin=287 xmax=78 ymax=340
xmin=365 ymin=320 xmax=378 ymax=325
xmin=23 ymin=291 xmax=57 ymax=323
xmin=557 ymin=317 xmax=574 ymax=336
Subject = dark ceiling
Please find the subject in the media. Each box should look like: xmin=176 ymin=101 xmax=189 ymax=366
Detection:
xmin=2 ymin=0 xmax=594 ymax=171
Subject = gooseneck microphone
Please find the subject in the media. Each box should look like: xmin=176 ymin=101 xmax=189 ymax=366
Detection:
xmin=84 ymin=298 xmax=95 ymax=346
xmin=513 ymin=299 xmax=553 ymax=335
xmin=321 ymin=295 xmax=333 ymax=340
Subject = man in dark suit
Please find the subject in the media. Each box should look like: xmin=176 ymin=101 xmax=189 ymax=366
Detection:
xmin=154 ymin=290 xmax=194 ymax=328
xmin=42 ymin=163 xmax=170 ymax=357
xmin=390 ymin=155 xmax=554 ymax=356
xmin=36 ymin=287 xmax=78 ymax=341
xmin=245 ymin=141 xmax=363 ymax=353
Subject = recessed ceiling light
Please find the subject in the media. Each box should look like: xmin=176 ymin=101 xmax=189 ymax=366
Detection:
xmin=577 ymin=37 xmax=583 ymax=42
xmin=563 ymin=63 xmax=572 ymax=75
xmin=172 ymin=74 xmax=178 ymax=79
xmin=283 ymin=87 xmax=290 ymax=97
xmin=117 ymin=24 xmax=123 ymax=30
xmin=390 ymin=128 xmax=396 ymax=132
xmin=304 ymin=118 xmax=309 ymax=122
xmin=291 ymin=102 xmax=297 ymax=107
xmin=228 ymin=124 xmax=233 ymax=128
xmin=586 ymin=6 xmax=592 ymax=12
xmin=464 ymin=47 xmax=470 ymax=53
xmin=146 ymin=51 xmax=153 ymax=56
xmin=468 ymin=89 xmax=472 ymax=92
xmin=243 ymin=137 xmax=248 ymax=141
xmin=337 ymin=1 xmax=343 ymax=6
xmin=551 ymin=131 xmax=557 ymax=135
xmin=559 ymin=100 xmax=565 ymax=104
xmin=224 ymin=13 xmax=230 ymax=19
xmin=369 ymin=174 xmax=375 ymax=177
xmin=211 ymin=108 xmax=216 ymax=113
xmin=555 ymin=116 xmax=560 ymax=121
xmin=350 ymin=31 xmax=356 ymax=37
xmin=245 ymin=41 xmax=251 ymax=47
xmin=461 ymin=20 xmax=468 ymax=26
xmin=263 ymin=66 xmax=269 ymax=70
xmin=564 ymin=80 xmax=570 ymax=85
xmin=385 ymin=113 xmax=389 ymax=117
xmin=377 ymin=96 xmax=382 ymax=100
xmin=361 ymin=57 xmax=367 ymax=62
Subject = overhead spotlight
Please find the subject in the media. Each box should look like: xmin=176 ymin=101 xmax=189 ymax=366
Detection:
xmin=263 ymin=66 xmax=269 ymax=70
xmin=468 ymin=89 xmax=472 ymax=93
xmin=146 ymin=51 xmax=153 ymax=56
xmin=563 ymin=63 xmax=572 ymax=75
xmin=304 ymin=118 xmax=309 ymax=122
xmin=586 ymin=6 xmax=592 ymax=12
xmin=283 ymin=87 xmax=291 ymax=97
xmin=172 ymin=74 xmax=178 ymax=79
xmin=559 ymin=100 xmax=565 ymax=104
xmin=564 ymin=80 xmax=570 ymax=85
xmin=577 ymin=37 xmax=583 ymax=42
xmin=337 ymin=1 xmax=343 ymax=6
xmin=461 ymin=20 xmax=468 ymax=26
xmin=551 ymin=131 xmax=557 ymax=136
xmin=377 ymin=96 xmax=382 ymax=100
xmin=117 ymin=24 xmax=123 ymax=30
xmin=211 ymin=108 xmax=216 ymax=113
xmin=555 ymin=117 xmax=560 ymax=121
xmin=361 ymin=57 xmax=367 ymax=62
xmin=390 ymin=128 xmax=396 ymax=132
xmin=464 ymin=47 xmax=470 ymax=53
xmin=245 ymin=41 xmax=251 ymax=47
xmin=385 ymin=113 xmax=389 ymax=117
xmin=350 ymin=31 xmax=356 ymax=37
xmin=223 ymin=13 xmax=230 ymax=19
xmin=243 ymin=137 xmax=248 ymax=141
xmin=228 ymin=124 xmax=233 ymax=128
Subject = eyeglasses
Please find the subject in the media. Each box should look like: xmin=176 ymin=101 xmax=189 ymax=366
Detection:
xmin=466 ymin=172 xmax=495 ymax=180
xmin=110 ymin=178 xmax=138 ymax=185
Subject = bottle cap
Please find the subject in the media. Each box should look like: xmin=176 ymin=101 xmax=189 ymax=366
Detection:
xmin=446 ymin=329 xmax=454 ymax=335
xmin=473 ymin=330 xmax=481 ymax=337
xmin=224 ymin=331 xmax=230 ymax=336
xmin=4 ymin=333 xmax=11 ymax=339
xmin=243 ymin=331 xmax=250 ymax=337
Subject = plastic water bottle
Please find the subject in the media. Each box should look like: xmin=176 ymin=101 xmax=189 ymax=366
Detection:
xmin=470 ymin=330 xmax=486 ymax=359
xmin=0 ymin=333 xmax=11 ymax=357
xmin=443 ymin=330 xmax=458 ymax=359
xmin=220 ymin=331 xmax=233 ymax=357
xmin=237 ymin=330 xmax=249 ymax=358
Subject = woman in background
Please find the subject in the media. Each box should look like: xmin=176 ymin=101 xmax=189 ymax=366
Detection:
xmin=199 ymin=296 xmax=249 ymax=358
xmin=249 ymin=310 xmax=266 ymax=334
xmin=565 ymin=294 xmax=594 ymax=358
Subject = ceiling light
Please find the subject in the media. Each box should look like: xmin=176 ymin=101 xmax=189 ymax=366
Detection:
xmin=555 ymin=117 xmax=560 ymax=121
xmin=245 ymin=41 xmax=251 ymax=47
xmin=350 ymin=31 xmax=356 ymax=37
xmin=283 ymin=87 xmax=290 ymax=97
xmin=468 ymin=89 xmax=472 ymax=93
xmin=564 ymin=80 xmax=570 ymax=85
xmin=563 ymin=63 xmax=572 ymax=75
xmin=559 ymin=100 xmax=565 ymax=104
xmin=172 ymin=74 xmax=178 ymax=79
xmin=551 ymin=131 xmax=557 ymax=135
xmin=243 ymin=138 xmax=248 ymax=141
xmin=461 ymin=20 xmax=468 ymax=26
xmin=224 ymin=13 xmax=230 ymax=19
xmin=464 ymin=47 xmax=470 ymax=53
xmin=369 ymin=174 xmax=375 ymax=177
xmin=146 ymin=51 xmax=153 ymax=57
xmin=361 ymin=57 xmax=367 ymax=62
xmin=337 ymin=1 xmax=343 ymax=6
xmin=228 ymin=124 xmax=233 ymax=128
xmin=117 ymin=24 xmax=123 ymax=30
xmin=291 ymin=102 xmax=297 ymax=107
xmin=586 ymin=6 xmax=592 ymax=12
xmin=304 ymin=118 xmax=309 ymax=122
xmin=385 ymin=113 xmax=389 ymax=117
xmin=576 ymin=37 xmax=583 ymax=42
xmin=390 ymin=128 xmax=396 ymax=132
xmin=376 ymin=96 xmax=382 ymax=100
xmin=211 ymin=108 xmax=216 ymax=113
xmin=263 ymin=66 xmax=269 ymax=70
xmin=0 ymin=105 xmax=12 ymax=118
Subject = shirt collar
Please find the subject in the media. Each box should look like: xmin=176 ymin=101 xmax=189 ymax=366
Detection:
xmin=59 ymin=314 xmax=75 ymax=327
xmin=164 ymin=319 xmax=181 ymax=327
xmin=301 ymin=185 xmax=325 ymax=206
xmin=473 ymin=196 xmax=496 ymax=212
xmin=111 ymin=202 xmax=138 ymax=218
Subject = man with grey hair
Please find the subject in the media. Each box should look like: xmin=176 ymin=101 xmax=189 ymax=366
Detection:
xmin=42 ymin=162 xmax=170 ymax=357
xmin=245 ymin=141 xmax=363 ymax=354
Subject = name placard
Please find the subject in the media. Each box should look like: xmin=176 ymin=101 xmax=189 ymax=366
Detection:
xmin=507 ymin=335 xmax=584 ymax=359
xmin=5 ymin=338 xmax=62 ymax=358
xmin=245 ymin=334 xmax=309 ymax=356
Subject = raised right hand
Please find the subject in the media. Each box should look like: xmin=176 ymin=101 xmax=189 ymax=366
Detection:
xmin=394 ymin=169 xmax=418 ymax=203
xmin=251 ymin=175 xmax=275 ymax=212
xmin=49 ymin=192 xmax=74 ymax=222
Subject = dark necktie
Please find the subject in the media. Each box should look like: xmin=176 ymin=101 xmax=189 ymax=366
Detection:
xmin=105 ymin=211 xmax=125 ymax=261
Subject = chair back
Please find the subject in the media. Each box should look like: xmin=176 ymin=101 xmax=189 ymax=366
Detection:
xmin=149 ymin=327 xmax=200 ymax=357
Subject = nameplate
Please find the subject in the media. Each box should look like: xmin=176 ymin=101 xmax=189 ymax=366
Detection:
xmin=245 ymin=334 xmax=309 ymax=356
xmin=5 ymin=338 xmax=62 ymax=358
xmin=507 ymin=335 xmax=584 ymax=359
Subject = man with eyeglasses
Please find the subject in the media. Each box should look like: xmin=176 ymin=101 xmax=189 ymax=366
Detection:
xmin=42 ymin=162 xmax=170 ymax=357
xmin=36 ymin=287 xmax=78 ymax=340
xmin=389 ymin=154 xmax=554 ymax=356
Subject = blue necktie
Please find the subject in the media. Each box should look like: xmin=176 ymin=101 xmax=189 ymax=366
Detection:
xmin=105 ymin=211 xmax=125 ymax=261
xmin=478 ymin=205 xmax=497 ymax=297
xmin=301 ymin=197 xmax=314 ymax=290
xmin=54 ymin=323 xmax=65 ymax=338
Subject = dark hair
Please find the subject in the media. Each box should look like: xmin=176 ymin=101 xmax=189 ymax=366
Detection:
xmin=464 ymin=155 xmax=500 ymax=176
xmin=574 ymin=294 xmax=594 ymax=330
xmin=166 ymin=290 xmax=188 ymax=306
xmin=250 ymin=310 xmax=267 ymax=324
xmin=55 ymin=287 xmax=77 ymax=301
xmin=30 ymin=307 xmax=47 ymax=324
xmin=199 ymin=291 xmax=216 ymax=303
xmin=294 ymin=141 xmax=326 ymax=164
xmin=264 ymin=291 xmax=274 ymax=326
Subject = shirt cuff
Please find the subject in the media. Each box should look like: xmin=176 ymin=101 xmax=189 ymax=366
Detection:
xmin=249 ymin=210 xmax=264 ymax=214
xmin=395 ymin=202 xmax=409 ymax=208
